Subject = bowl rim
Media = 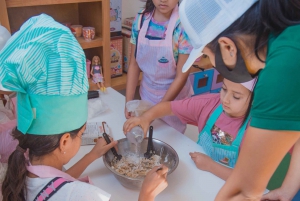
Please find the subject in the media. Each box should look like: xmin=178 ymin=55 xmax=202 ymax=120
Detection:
xmin=102 ymin=137 xmax=179 ymax=181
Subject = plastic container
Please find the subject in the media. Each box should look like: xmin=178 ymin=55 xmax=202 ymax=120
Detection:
xmin=71 ymin=25 xmax=82 ymax=37
xmin=83 ymin=27 xmax=95 ymax=41
xmin=126 ymin=126 xmax=144 ymax=145
xmin=125 ymin=100 xmax=153 ymax=117
xmin=61 ymin=22 xmax=71 ymax=28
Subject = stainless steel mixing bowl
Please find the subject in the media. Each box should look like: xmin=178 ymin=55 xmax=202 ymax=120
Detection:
xmin=103 ymin=138 xmax=179 ymax=190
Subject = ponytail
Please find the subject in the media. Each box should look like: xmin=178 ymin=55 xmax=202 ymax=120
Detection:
xmin=2 ymin=148 xmax=27 ymax=201
xmin=1 ymin=125 xmax=83 ymax=201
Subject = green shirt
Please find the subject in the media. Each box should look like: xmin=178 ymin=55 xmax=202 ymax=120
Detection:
xmin=251 ymin=24 xmax=300 ymax=131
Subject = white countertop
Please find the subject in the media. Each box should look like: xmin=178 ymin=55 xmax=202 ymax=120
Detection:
xmin=65 ymin=87 xmax=225 ymax=201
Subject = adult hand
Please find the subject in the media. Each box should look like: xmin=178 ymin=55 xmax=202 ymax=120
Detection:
xmin=139 ymin=165 xmax=168 ymax=201
xmin=261 ymin=188 xmax=294 ymax=201
xmin=123 ymin=116 xmax=150 ymax=137
xmin=190 ymin=152 xmax=213 ymax=172
xmin=89 ymin=137 xmax=118 ymax=159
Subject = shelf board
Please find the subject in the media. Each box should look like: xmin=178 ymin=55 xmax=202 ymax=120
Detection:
xmin=6 ymin=0 xmax=102 ymax=8
xmin=111 ymin=73 xmax=143 ymax=91
xmin=77 ymin=36 xmax=103 ymax=49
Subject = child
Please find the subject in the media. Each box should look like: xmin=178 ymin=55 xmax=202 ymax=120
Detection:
xmin=0 ymin=14 xmax=168 ymax=201
xmin=124 ymin=78 xmax=256 ymax=180
xmin=125 ymin=0 xmax=193 ymax=133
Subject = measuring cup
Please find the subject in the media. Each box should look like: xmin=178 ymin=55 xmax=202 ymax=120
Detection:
xmin=126 ymin=126 xmax=144 ymax=145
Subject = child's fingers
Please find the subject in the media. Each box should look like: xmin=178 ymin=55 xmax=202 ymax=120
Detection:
xmin=123 ymin=121 xmax=130 ymax=134
xmin=125 ymin=120 xmax=138 ymax=133
xmin=123 ymin=120 xmax=130 ymax=134
xmin=106 ymin=140 xmax=118 ymax=149
xmin=189 ymin=152 xmax=197 ymax=158
xmin=149 ymin=165 xmax=168 ymax=176
xmin=123 ymin=119 xmax=136 ymax=133
xmin=102 ymin=140 xmax=118 ymax=153
xmin=106 ymin=137 xmax=119 ymax=151
xmin=190 ymin=152 xmax=203 ymax=157
xmin=156 ymin=165 xmax=169 ymax=176
xmin=149 ymin=165 xmax=161 ymax=173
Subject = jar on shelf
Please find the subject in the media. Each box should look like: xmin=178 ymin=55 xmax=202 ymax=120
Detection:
xmin=83 ymin=27 xmax=95 ymax=41
xmin=71 ymin=25 xmax=83 ymax=37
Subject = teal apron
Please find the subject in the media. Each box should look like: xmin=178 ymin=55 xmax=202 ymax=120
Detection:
xmin=197 ymin=104 xmax=250 ymax=168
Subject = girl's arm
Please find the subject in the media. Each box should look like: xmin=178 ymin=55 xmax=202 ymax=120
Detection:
xmin=66 ymin=138 xmax=117 ymax=178
xmin=190 ymin=152 xmax=232 ymax=181
xmin=123 ymin=101 xmax=173 ymax=136
xmin=261 ymin=138 xmax=300 ymax=201
xmin=125 ymin=44 xmax=141 ymax=118
xmin=215 ymin=127 xmax=300 ymax=201
xmin=161 ymin=54 xmax=191 ymax=102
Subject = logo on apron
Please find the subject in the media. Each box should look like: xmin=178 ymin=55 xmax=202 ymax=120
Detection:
xmin=158 ymin=56 xmax=169 ymax=63
xmin=219 ymin=157 xmax=230 ymax=165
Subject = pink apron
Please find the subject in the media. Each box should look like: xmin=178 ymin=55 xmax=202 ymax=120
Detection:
xmin=26 ymin=163 xmax=111 ymax=201
xmin=0 ymin=95 xmax=18 ymax=163
xmin=136 ymin=5 xmax=192 ymax=133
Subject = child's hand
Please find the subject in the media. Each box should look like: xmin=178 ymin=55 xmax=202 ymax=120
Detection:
xmin=89 ymin=137 xmax=118 ymax=159
xmin=123 ymin=116 xmax=150 ymax=137
xmin=124 ymin=107 xmax=131 ymax=119
xmin=139 ymin=165 xmax=168 ymax=201
xmin=261 ymin=188 xmax=294 ymax=201
xmin=189 ymin=152 xmax=213 ymax=171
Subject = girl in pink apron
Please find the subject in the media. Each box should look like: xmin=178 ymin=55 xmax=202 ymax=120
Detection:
xmin=0 ymin=14 xmax=168 ymax=201
xmin=125 ymin=0 xmax=193 ymax=133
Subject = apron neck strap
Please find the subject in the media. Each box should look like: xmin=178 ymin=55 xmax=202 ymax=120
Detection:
xmin=205 ymin=104 xmax=250 ymax=148
xmin=164 ymin=4 xmax=179 ymax=39
xmin=232 ymin=115 xmax=250 ymax=147
xmin=139 ymin=4 xmax=179 ymax=39
xmin=206 ymin=104 xmax=223 ymax=129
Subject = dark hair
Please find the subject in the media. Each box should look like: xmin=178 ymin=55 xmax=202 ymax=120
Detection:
xmin=141 ymin=0 xmax=179 ymax=14
xmin=142 ymin=0 xmax=155 ymax=14
xmin=259 ymin=0 xmax=300 ymax=34
xmin=1 ymin=125 xmax=84 ymax=201
xmin=208 ymin=0 xmax=300 ymax=62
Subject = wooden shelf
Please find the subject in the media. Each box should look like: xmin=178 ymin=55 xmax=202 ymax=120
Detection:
xmin=1 ymin=0 xmax=111 ymax=91
xmin=111 ymin=73 xmax=143 ymax=91
xmin=77 ymin=36 xmax=103 ymax=49
xmin=6 ymin=0 xmax=102 ymax=8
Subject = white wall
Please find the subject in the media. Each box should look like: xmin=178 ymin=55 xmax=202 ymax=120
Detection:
xmin=122 ymin=0 xmax=145 ymax=21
